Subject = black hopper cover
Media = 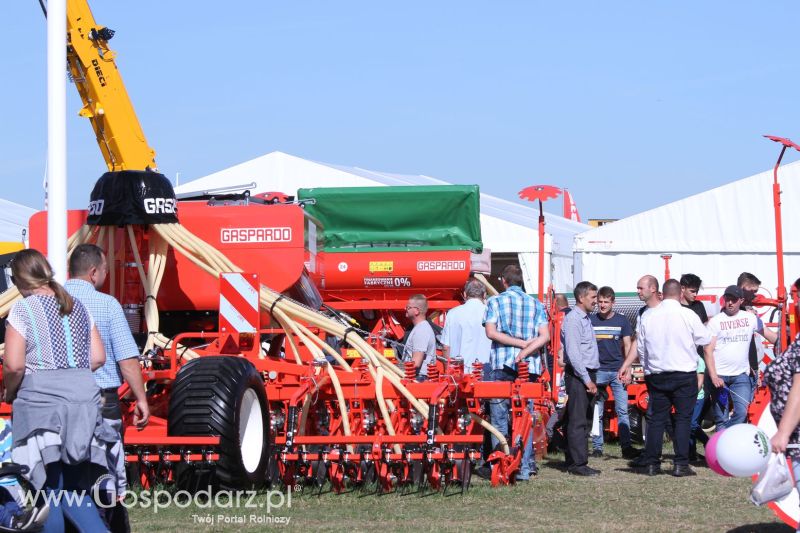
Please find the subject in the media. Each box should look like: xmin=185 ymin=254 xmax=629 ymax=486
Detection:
xmin=87 ymin=170 xmax=179 ymax=225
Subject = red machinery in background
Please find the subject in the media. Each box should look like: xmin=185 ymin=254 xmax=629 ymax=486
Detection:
xmin=16 ymin=182 xmax=557 ymax=494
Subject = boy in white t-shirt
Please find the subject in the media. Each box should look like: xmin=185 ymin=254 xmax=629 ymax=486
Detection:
xmin=705 ymin=285 xmax=777 ymax=428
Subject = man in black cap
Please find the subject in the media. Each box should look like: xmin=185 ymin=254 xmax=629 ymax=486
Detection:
xmin=705 ymin=285 xmax=777 ymax=428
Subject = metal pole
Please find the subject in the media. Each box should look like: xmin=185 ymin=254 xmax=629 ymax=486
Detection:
xmin=538 ymin=200 xmax=545 ymax=301
xmin=772 ymin=146 xmax=788 ymax=350
xmin=660 ymin=254 xmax=672 ymax=282
xmin=47 ymin=0 xmax=68 ymax=282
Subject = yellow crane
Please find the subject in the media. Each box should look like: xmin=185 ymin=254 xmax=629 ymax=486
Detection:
xmin=41 ymin=0 xmax=158 ymax=171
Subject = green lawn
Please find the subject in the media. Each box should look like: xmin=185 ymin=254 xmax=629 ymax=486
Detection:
xmin=127 ymin=443 xmax=791 ymax=532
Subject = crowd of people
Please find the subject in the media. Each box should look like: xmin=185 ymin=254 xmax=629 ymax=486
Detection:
xmin=3 ymin=244 xmax=800 ymax=528
xmin=404 ymin=264 xmax=800 ymax=483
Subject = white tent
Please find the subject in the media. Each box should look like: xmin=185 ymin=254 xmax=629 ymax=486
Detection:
xmin=574 ymin=160 xmax=800 ymax=298
xmin=176 ymin=151 xmax=589 ymax=293
xmin=0 ymin=198 xmax=35 ymax=250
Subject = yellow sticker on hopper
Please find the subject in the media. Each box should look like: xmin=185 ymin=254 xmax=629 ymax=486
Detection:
xmin=369 ymin=261 xmax=394 ymax=273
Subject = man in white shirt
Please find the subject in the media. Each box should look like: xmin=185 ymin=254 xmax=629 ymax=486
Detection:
xmin=624 ymin=279 xmax=711 ymax=477
xmin=443 ymin=279 xmax=494 ymax=476
xmin=441 ymin=279 xmax=492 ymax=369
xmin=705 ymin=285 xmax=777 ymax=428
xmin=620 ymin=275 xmax=668 ymax=444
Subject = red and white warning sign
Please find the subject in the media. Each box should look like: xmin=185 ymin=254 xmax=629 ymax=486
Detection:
xmin=219 ymin=272 xmax=260 ymax=334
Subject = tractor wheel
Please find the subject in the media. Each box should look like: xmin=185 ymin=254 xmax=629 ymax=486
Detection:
xmin=168 ymin=356 xmax=270 ymax=490
xmin=629 ymin=407 xmax=645 ymax=444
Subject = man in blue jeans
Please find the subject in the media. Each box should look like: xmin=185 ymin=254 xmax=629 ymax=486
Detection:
xmin=483 ymin=265 xmax=549 ymax=481
xmin=705 ymin=285 xmax=777 ymax=428
xmin=589 ymin=286 xmax=640 ymax=459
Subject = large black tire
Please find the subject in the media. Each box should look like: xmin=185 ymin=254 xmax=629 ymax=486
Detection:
xmin=629 ymin=406 xmax=645 ymax=444
xmin=168 ymin=356 xmax=270 ymax=490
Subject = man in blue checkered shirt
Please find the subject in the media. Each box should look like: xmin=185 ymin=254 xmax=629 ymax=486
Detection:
xmin=483 ymin=264 xmax=549 ymax=480
xmin=66 ymin=244 xmax=149 ymax=532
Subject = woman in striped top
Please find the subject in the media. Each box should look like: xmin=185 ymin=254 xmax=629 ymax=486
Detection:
xmin=3 ymin=249 xmax=110 ymax=533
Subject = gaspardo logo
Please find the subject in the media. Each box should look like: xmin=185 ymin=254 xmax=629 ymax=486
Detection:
xmin=87 ymin=200 xmax=105 ymax=215
xmin=416 ymin=260 xmax=466 ymax=271
xmin=221 ymin=227 xmax=293 ymax=244
xmin=143 ymin=197 xmax=177 ymax=214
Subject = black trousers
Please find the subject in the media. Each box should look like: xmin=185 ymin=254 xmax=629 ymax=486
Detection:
xmin=642 ymin=371 xmax=697 ymax=466
xmin=563 ymin=368 xmax=597 ymax=468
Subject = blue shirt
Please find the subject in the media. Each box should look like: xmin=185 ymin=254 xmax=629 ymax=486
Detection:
xmin=483 ymin=285 xmax=548 ymax=373
xmin=65 ymin=279 xmax=140 ymax=389
xmin=590 ymin=312 xmax=633 ymax=372
xmin=563 ymin=305 xmax=600 ymax=384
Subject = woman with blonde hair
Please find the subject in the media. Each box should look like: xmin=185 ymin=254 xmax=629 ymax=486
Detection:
xmin=3 ymin=248 xmax=111 ymax=532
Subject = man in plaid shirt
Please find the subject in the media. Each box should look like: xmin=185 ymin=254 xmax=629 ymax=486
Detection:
xmin=483 ymin=264 xmax=549 ymax=480
xmin=66 ymin=244 xmax=150 ymax=532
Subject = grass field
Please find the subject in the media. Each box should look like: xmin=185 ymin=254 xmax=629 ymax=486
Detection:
xmin=127 ymin=443 xmax=793 ymax=532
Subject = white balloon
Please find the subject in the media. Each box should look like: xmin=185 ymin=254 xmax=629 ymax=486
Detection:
xmin=716 ymin=423 xmax=770 ymax=477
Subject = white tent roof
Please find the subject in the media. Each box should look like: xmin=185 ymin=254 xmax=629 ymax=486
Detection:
xmin=176 ymin=151 xmax=589 ymax=255
xmin=575 ymin=160 xmax=800 ymax=254
xmin=0 ymin=198 xmax=35 ymax=244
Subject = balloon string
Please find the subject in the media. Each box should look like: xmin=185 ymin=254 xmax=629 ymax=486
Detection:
xmin=720 ymin=384 xmax=751 ymax=404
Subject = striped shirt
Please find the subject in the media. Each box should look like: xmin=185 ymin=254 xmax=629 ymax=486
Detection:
xmin=7 ymin=295 xmax=93 ymax=373
xmin=483 ymin=285 xmax=548 ymax=373
xmin=65 ymin=279 xmax=139 ymax=389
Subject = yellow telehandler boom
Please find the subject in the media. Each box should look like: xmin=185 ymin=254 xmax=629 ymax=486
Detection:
xmin=41 ymin=0 xmax=158 ymax=171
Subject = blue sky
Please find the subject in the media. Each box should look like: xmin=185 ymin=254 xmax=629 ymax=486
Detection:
xmin=2 ymin=1 xmax=798 ymax=220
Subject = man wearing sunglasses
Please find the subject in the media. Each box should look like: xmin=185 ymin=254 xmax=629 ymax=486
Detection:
xmin=705 ymin=285 xmax=777 ymax=429
xmin=401 ymin=294 xmax=437 ymax=382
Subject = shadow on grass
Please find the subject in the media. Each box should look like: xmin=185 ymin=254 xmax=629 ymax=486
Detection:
xmin=614 ymin=467 xmax=656 ymax=475
xmin=727 ymin=523 xmax=793 ymax=532
xmin=540 ymin=458 xmax=569 ymax=472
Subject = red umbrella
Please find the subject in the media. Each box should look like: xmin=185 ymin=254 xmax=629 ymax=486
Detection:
xmin=764 ymin=135 xmax=800 ymax=153
xmin=518 ymin=185 xmax=562 ymax=203
xmin=517 ymin=185 xmax=562 ymax=301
